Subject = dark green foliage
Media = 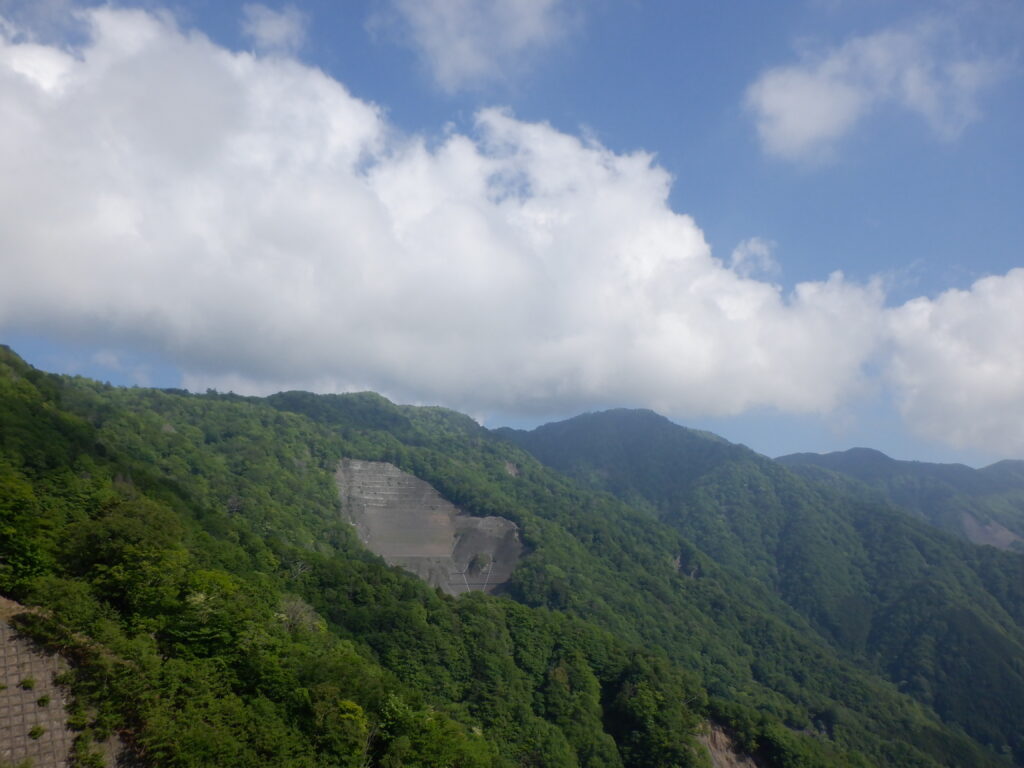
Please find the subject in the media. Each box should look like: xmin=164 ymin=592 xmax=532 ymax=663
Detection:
xmin=270 ymin=391 xmax=1010 ymax=767
xmin=778 ymin=447 xmax=1024 ymax=550
xmin=503 ymin=409 xmax=1024 ymax=765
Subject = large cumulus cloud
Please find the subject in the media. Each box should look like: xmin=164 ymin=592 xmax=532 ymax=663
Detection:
xmin=0 ymin=6 xmax=1021 ymax=454
xmin=887 ymin=270 xmax=1024 ymax=455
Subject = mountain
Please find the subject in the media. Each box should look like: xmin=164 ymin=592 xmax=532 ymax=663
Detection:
xmin=1 ymin=348 xmax=1020 ymax=767
xmin=500 ymin=409 xmax=1024 ymax=764
xmin=777 ymin=447 xmax=1024 ymax=551
xmin=0 ymin=348 xmax=710 ymax=767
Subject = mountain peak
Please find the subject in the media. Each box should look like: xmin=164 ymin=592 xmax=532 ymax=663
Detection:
xmin=777 ymin=446 xmax=895 ymax=471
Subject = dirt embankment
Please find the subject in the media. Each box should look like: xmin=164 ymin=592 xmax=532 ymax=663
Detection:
xmin=697 ymin=723 xmax=765 ymax=768
xmin=961 ymin=513 xmax=1023 ymax=550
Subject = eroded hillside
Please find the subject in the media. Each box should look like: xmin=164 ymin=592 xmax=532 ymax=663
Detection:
xmin=336 ymin=458 xmax=521 ymax=595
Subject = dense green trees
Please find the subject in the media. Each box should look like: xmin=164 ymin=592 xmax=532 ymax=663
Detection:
xmin=502 ymin=408 xmax=1024 ymax=764
xmin=0 ymin=347 xmax=710 ymax=767
xmin=1 ymin=346 xmax=1019 ymax=766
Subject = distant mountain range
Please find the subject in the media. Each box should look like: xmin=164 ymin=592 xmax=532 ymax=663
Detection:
xmin=778 ymin=447 xmax=1024 ymax=551
xmin=500 ymin=408 xmax=1024 ymax=763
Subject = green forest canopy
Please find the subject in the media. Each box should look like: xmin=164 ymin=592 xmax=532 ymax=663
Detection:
xmin=1 ymin=346 xmax=1021 ymax=767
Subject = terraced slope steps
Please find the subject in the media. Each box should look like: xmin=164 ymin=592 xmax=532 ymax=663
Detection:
xmin=335 ymin=459 xmax=522 ymax=595
xmin=0 ymin=598 xmax=74 ymax=768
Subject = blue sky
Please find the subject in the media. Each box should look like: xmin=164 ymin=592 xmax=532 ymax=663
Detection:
xmin=1 ymin=0 xmax=1022 ymax=465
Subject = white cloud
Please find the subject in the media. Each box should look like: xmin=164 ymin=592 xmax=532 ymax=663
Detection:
xmin=886 ymin=269 xmax=1024 ymax=455
xmin=378 ymin=0 xmax=573 ymax=92
xmin=241 ymin=3 xmax=306 ymax=55
xmin=0 ymin=6 xmax=886 ymax=421
xmin=746 ymin=22 xmax=1002 ymax=161
xmin=0 ymin=6 xmax=1020 ymax=455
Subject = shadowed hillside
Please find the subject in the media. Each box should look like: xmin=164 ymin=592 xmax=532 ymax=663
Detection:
xmin=501 ymin=409 xmax=1024 ymax=764
xmin=778 ymin=447 xmax=1024 ymax=551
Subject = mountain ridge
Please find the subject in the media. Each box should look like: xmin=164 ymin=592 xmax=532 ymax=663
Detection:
xmin=778 ymin=446 xmax=1024 ymax=551
xmin=500 ymin=407 xmax=1024 ymax=763
xmin=2 ymin=346 xmax=1021 ymax=767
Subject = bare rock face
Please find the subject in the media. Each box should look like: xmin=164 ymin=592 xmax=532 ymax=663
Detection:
xmin=336 ymin=459 xmax=522 ymax=596
xmin=697 ymin=723 xmax=765 ymax=768
xmin=961 ymin=513 xmax=1023 ymax=550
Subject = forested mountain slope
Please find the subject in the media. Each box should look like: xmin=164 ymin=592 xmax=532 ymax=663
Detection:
xmin=268 ymin=391 xmax=1021 ymax=765
xmin=0 ymin=347 xmax=1017 ymax=767
xmin=777 ymin=447 xmax=1024 ymax=550
xmin=0 ymin=348 xmax=707 ymax=767
xmin=500 ymin=409 xmax=1024 ymax=765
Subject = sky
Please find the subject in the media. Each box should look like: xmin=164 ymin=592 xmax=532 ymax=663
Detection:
xmin=1 ymin=0 xmax=1023 ymax=465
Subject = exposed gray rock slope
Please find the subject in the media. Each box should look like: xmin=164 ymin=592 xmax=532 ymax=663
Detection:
xmin=335 ymin=459 xmax=522 ymax=596
xmin=697 ymin=723 xmax=764 ymax=768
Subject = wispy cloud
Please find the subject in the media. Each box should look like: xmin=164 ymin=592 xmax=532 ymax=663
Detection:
xmin=241 ymin=3 xmax=306 ymax=55
xmin=730 ymin=237 xmax=780 ymax=280
xmin=0 ymin=0 xmax=85 ymax=45
xmin=745 ymin=20 xmax=1003 ymax=161
xmin=376 ymin=0 xmax=575 ymax=92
